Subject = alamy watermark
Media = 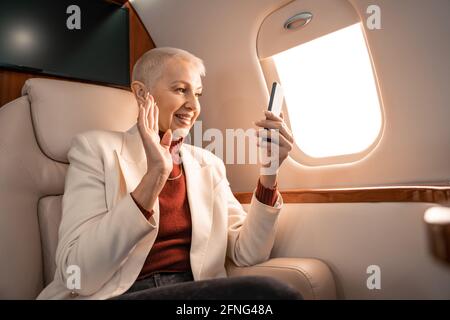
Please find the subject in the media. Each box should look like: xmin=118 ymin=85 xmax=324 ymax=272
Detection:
xmin=174 ymin=121 xmax=282 ymax=176
xmin=366 ymin=5 xmax=381 ymax=30
xmin=66 ymin=265 xmax=81 ymax=291
xmin=66 ymin=5 xmax=81 ymax=30
xmin=366 ymin=264 xmax=381 ymax=290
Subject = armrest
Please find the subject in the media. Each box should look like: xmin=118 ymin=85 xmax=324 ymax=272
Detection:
xmin=225 ymin=257 xmax=337 ymax=300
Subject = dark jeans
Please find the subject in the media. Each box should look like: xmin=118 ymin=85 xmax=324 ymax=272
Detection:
xmin=110 ymin=271 xmax=302 ymax=300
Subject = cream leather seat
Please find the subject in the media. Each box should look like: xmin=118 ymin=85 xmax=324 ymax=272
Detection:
xmin=0 ymin=78 xmax=337 ymax=299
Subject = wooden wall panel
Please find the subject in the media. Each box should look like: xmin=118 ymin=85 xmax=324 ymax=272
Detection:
xmin=126 ymin=2 xmax=156 ymax=82
xmin=234 ymin=184 xmax=450 ymax=205
xmin=0 ymin=1 xmax=155 ymax=108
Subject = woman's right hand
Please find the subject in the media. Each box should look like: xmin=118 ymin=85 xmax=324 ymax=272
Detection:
xmin=137 ymin=93 xmax=173 ymax=176
xmin=131 ymin=93 xmax=173 ymax=212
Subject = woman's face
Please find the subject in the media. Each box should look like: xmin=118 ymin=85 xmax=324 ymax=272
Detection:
xmin=150 ymin=58 xmax=203 ymax=137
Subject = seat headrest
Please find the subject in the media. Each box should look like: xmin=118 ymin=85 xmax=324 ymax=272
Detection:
xmin=21 ymin=78 xmax=138 ymax=162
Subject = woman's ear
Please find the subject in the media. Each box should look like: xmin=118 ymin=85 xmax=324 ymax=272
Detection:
xmin=131 ymin=81 xmax=147 ymax=106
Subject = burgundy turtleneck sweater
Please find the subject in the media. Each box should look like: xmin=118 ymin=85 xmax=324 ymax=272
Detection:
xmin=130 ymin=135 xmax=278 ymax=279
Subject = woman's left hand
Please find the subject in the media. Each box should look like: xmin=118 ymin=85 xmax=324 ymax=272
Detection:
xmin=254 ymin=111 xmax=294 ymax=187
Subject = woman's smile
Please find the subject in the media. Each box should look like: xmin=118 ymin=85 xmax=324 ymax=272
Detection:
xmin=174 ymin=113 xmax=193 ymax=126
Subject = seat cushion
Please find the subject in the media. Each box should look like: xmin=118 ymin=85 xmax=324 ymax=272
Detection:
xmin=38 ymin=196 xmax=63 ymax=285
xmin=226 ymin=257 xmax=337 ymax=299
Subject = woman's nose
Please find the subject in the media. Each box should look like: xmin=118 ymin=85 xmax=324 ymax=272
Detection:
xmin=185 ymin=94 xmax=199 ymax=110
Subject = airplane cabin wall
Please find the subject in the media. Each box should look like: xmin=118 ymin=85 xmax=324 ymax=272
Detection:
xmin=132 ymin=0 xmax=450 ymax=299
xmin=132 ymin=0 xmax=450 ymax=191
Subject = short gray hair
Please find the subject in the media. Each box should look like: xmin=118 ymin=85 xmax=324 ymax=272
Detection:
xmin=132 ymin=47 xmax=206 ymax=90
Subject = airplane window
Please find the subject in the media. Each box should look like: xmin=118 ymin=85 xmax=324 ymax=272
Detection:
xmin=273 ymin=23 xmax=382 ymax=159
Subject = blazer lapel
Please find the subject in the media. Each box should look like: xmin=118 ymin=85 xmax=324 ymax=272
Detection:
xmin=109 ymin=123 xmax=214 ymax=279
xmin=113 ymin=124 xmax=160 ymax=218
xmin=181 ymin=145 xmax=214 ymax=280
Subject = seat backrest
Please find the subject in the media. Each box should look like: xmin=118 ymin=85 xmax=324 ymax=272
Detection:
xmin=0 ymin=78 xmax=138 ymax=299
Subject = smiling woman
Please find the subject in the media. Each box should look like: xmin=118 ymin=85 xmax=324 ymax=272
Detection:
xmin=35 ymin=47 xmax=300 ymax=300
xmin=131 ymin=48 xmax=204 ymax=140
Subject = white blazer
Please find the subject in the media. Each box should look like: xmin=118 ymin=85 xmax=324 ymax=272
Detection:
xmin=37 ymin=124 xmax=282 ymax=300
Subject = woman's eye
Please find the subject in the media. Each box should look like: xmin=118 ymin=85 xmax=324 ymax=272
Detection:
xmin=195 ymin=92 xmax=202 ymax=97
xmin=176 ymin=88 xmax=186 ymax=93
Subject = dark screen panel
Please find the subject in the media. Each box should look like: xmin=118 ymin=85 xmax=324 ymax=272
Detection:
xmin=0 ymin=0 xmax=129 ymax=86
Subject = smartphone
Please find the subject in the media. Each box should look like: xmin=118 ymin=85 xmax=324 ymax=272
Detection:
xmin=263 ymin=82 xmax=284 ymax=142
xmin=268 ymin=82 xmax=284 ymax=117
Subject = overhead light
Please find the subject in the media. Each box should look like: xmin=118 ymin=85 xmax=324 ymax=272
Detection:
xmin=283 ymin=12 xmax=313 ymax=30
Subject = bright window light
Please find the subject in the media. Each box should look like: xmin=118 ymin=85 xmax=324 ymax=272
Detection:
xmin=273 ymin=23 xmax=382 ymax=159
